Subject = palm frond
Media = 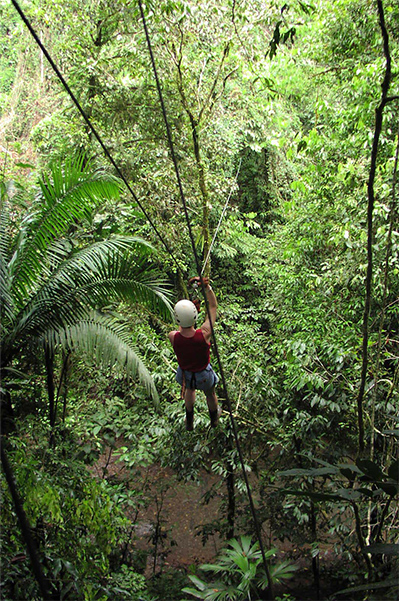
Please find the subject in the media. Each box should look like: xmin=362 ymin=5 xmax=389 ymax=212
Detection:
xmin=47 ymin=313 xmax=160 ymax=407
xmin=71 ymin=242 xmax=173 ymax=317
xmin=65 ymin=237 xmax=172 ymax=318
xmin=13 ymin=288 xmax=89 ymax=341
xmin=0 ymin=255 xmax=15 ymax=329
xmin=45 ymin=238 xmax=75 ymax=273
xmin=0 ymin=190 xmax=11 ymax=264
xmin=9 ymin=156 xmax=121 ymax=305
xmin=8 ymin=239 xmax=172 ymax=355
xmin=62 ymin=236 xmax=154 ymax=274
xmin=0 ymin=198 xmax=15 ymax=327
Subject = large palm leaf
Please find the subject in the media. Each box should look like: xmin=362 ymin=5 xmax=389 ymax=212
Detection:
xmin=0 ymin=192 xmax=15 ymax=324
xmin=47 ymin=313 xmax=160 ymax=406
xmin=8 ymin=155 xmax=121 ymax=305
xmin=1 ymin=157 xmax=172 ymax=405
xmin=5 ymin=237 xmax=171 ymax=343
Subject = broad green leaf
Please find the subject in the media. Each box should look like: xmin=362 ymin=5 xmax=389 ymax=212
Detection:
xmin=388 ymin=459 xmax=399 ymax=482
xmin=356 ymin=459 xmax=385 ymax=481
xmin=334 ymin=577 xmax=399 ymax=596
xmin=182 ymin=587 xmax=206 ymax=599
xmin=187 ymin=575 xmax=208 ymax=591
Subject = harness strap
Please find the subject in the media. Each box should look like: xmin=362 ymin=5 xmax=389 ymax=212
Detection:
xmin=181 ymin=372 xmax=186 ymax=399
xmin=181 ymin=371 xmax=197 ymax=398
xmin=190 ymin=372 xmax=196 ymax=389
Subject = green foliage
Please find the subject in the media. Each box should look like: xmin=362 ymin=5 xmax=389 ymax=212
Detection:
xmin=68 ymin=393 xmax=159 ymax=469
xmin=183 ymin=536 xmax=297 ymax=600
xmin=277 ymin=455 xmax=399 ymax=591
xmin=0 ymin=433 xmax=135 ymax=600
xmin=237 ymin=145 xmax=293 ymax=226
xmin=103 ymin=565 xmax=151 ymax=601
xmin=1 ymin=156 xmax=172 ymax=404
xmin=279 ymin=457 xmax=399 ymax=502
xmin=0 ymin=2 xmax=20 ymax=105
xmin=147 ymin=569 xmax=189 ymax=601
xmin=1 ymin=0 xmax=399 ymax=598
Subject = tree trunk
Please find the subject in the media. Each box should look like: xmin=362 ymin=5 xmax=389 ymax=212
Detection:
xmin=1 ymin=442 xmax=58 ymax=600
xmin=44 ymin=344 xmax=56 ymax=447
xmin=356 ymin=0 xmax=392 ymax=456
xmin=226 ymin=466 xmax=235 ymax=540
xmin=310 ymin=501 xmax=321 ymax=600
xmin=189 ymin=117 xmax=211 ymax=275
xmin=0 ymin=390 xmax=16 ymax=435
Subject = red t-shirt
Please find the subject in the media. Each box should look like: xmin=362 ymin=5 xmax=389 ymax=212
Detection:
xmin=173 ymin=329 xmax=210 ymax=372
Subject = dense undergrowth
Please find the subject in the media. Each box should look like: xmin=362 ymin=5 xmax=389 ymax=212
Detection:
xmin=1 ymin=0 xmax=398 ymax=599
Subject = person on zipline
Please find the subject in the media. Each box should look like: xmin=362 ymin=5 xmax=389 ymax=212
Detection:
xmin=168 ymin=276 xmax=221 ymax=431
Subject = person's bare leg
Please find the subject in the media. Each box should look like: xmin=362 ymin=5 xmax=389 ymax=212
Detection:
xmin=184 ymin=388 xmax=196 ymax=430
xmin=185 ymin=388 xmax=196 ymax=411
xmin=205 ymin=388 xmax=218 ymax=413
xmin=206 ymin=388 xmax=221 ymax=427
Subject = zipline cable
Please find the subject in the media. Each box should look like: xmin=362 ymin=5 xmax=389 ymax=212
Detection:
xmin=201 ymin=158 xmax=242 ymax=277
xmin=137 ymin=2 xmax=274 ymax=597
xmin=10 ymin=0 xmax=184 ymax=277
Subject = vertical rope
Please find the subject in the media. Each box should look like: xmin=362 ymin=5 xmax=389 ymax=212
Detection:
xmin=201 ymin=158 xmax=242 ymax=277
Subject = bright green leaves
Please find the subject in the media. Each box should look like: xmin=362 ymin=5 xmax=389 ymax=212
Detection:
xmin=1 ymin=437 xmax=131 ymax=600
xmin=9 ymin=155 xmax=121 ymax=305
xmin=54 ymin=314 xmax=161 ymax=405
xmin=183 ymin=536 xmax=297 ymax=600
xmin=1 ymin=157 xmax=171 ymax=404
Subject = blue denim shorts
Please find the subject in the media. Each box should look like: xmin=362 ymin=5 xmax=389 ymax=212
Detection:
xmin=176 ymin=364 xmax=219 ymax=391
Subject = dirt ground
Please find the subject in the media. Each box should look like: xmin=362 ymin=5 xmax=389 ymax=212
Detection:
xmin=93 ymin=451 xmax=223 ymax=568
xmin=93 ymin=446 xmax=343 ymax=600
xmin=131 ymin=464 xmax=223 ymax=569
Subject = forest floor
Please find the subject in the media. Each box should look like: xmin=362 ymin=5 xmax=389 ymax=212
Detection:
xmin=93 ymin=442 xmax=351 ymax=601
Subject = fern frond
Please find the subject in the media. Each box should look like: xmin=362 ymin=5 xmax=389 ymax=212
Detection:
xmin=9 ymin=157 xmax=121 ymax=304
xmin=47 ymin=313 xmax=160 ymax=407
xmin=9 ymin=239 xmax=172 ymax=352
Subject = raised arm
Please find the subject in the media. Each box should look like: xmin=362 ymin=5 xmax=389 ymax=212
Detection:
xmin=200 ymin=280 xmax=217 ymax=342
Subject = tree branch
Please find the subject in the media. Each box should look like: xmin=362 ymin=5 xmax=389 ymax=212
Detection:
xmin=356 ymin=0 xmax=392 ymax=455
xmin=1 ymin=441 xmax=57 ymax=600
xmin=198 ymin=41 xmax=231 ymax=123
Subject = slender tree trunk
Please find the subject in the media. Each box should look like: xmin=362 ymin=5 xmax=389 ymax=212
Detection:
xmin=44 ymin=344 xmax=56 ymax=447
xmin=1 ymin=441 xmax=58 ymax=600
xmin=310 ymin=502 xmax=321 ymax=600
xmin=0 ymin=390 xmax=16 ymax=435
xmin=177 ymin=269 xmax=189 ymax=299
xmin=172 ymin=38 xmax=230 ymax=278
xmin=356 ymin=0 xmax=392 ymax=456
xmin=189 ymin=117 xmax=211 ymax=275
xmin=226 ymin=465 xmax=235 ymax=539
xmin=352 ymin=501 xmax=374 ymax=579
xmin=55 ymin=351 xmax=71 ymax=426
xmin=366 ymin=126 xmax=399 ymax=545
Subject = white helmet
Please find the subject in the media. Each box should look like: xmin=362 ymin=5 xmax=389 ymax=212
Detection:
xmin=174 ymin=299 xmax=198 ymax=328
